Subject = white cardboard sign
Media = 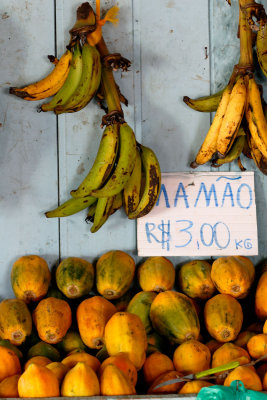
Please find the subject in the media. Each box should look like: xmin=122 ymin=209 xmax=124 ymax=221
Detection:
xmin=137 ymin=172 xmax=258 ymax=256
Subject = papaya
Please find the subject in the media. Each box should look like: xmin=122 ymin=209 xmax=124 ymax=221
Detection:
xmin=46 ymin=362 xmax=70 ymax=383
xmin=147 ymin=331 xmax=168 ymax=355
xmin=150 ymin=291 xmax=200 ymax=344
xmin=263 ymin=371 xmax=267 ymax=391
xmin=147 ymin=370 xmax=184 ymax=394
xmin=204 ymin=294 xmax=243 ymax=342
xmin=11 ymin=255 xmax=51 ymax=303
xmin=96 ymin=250 xmax=135 ymax=299
xmin=99 ymin=353 xmax=138 ymax=386
xmin=77 ymin=296 xmax=116 ymax=349
xmin=111 ymin=290 xmax=135 ymax=311
xmin=143 ymin=352 xmax=174 ymax=386
xmin=264 ymin=320 xmax=267 ymax=334
xmin=224 ymin=366 xmax=262 ymax=391
xmin=32 ymin=297 xmax=72 ymax=344
xmin=24 ymin=356 xmax=52 ymax=370
xmin=105 ymin=311 xmax=147 ymax=370
xmin=0 ymin=339 xmax=23 ymax=359
xmin=0 ymin=346 xmax=21 ymax=381
xmin=127 ymin=291 xmax=157 ymax=334
xmin=247 ymin=333 xmax=267 ymax=358
xmin=179 ymin=380 xmax=214 ymax=394
xmin=0 ymin=299 xmax=32 ymax=345
xmin=234 ymin=330 xmax=257 ymax=349
xmin=255 ymin=271 xmax=267 ymax=320
xmin=0 ymin=374 xmax=20 ymax=397
xmin=27 ymin=341 xmax=60 ymax=361
xmin=61 ymin=362 xmax=100 ymax=396
xmin=61 ymin=351 xmax=100 ymax=372
xmin=18 ymin=363 xmax=59 ymax=397
xmin=56 ymin=257 xmax=94 ymax=299
xmin=100 ymin=364 xmax=136 ymax=396
xmin=212 ymin=343 xmax=250 ymax=369
xmin=138 ymin=256 xmax=175 ymax=292
xmin=211 ymin=256 xmax=255 ymax=299
xmin=173 ymin=340 xmax=211 ymax=374
xmin=205 ymin=340 xmax=223 ymax=355
xmin=57 ymin=330 xmax=86 ymax=354
xmin=178 ymin=260 xmax=215 ymax=300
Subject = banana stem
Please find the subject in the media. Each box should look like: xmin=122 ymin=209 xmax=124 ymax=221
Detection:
xmin=96 ymin=37 xmax=123 ymax=115
xmin=238 ymin=0 xmax=254 ymax=67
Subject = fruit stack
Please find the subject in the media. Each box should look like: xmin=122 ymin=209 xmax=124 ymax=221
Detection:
xmin=0 ymin=252 xmax=266 ymax=397
xmin=9 ymin=1 xmax=161 ymax=233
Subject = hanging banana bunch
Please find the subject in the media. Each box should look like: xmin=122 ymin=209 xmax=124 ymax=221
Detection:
xmin=43 ymin=1 xmax=161 ymax=233
xmin=184 ymin=0 xmax=267 ymax=174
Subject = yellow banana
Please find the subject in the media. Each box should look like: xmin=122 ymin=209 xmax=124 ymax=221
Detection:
xmin=216 ymin=76 xmax=247 ymax=158
xmin=9 ymin=50 xmax=72 ymax=101
xmin=70 ymin=124 xmax=119 ymax=198
xmin=245 ymin=77 xmax=267 ymax=159
xmin=91 ymin=123 xmax=136 ymax=198
xmin=55 ymin=43 xmax=101 ymax=114
xmin=191 ymin=83 xmax=233 ymax=168
xmin=212 ymin=132 xmax=245 ymax=166
xmin=256 ymin=21 xmax=267 ymax=77
xmin=247 ymin=134 xmax=267 ymax=175
xmin=183 ymin=88 xmax=224 ymax=112
xmin=109 ymin=191 xmax=123 ymax=215
xmin=123 ymin=147 xmax=142 ymax=216
xmin=128 ymin=144 xmax=161 ymax=220
xmin=45 ymin=196 xmax=96 ymax=218
xmin=90 ymin=196 xmax=115 ymax=233
xmin=41 ymin=41 xmax=83 ymax=112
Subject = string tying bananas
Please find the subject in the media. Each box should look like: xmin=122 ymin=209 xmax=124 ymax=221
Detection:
xmin=185 ymin=0 xmax=267 ymax=174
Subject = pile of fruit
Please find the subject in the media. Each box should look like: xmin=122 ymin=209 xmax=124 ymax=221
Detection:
xmin=184 ymin=0 xmax=267 ymax=173
xmin=0 ymin=253 xmax=266 ymax=397
xmin=9 ymin=1 xmax=161 ymax=232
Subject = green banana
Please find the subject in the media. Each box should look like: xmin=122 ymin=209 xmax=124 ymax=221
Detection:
xmin=183 ymin=88 xmax=224 ymax=112
xmin=123 ymin=147 xmax=142 ymax=215
xmin=85 ymin=203 xmax=97 ymax=223
xmin=41 ymin=41 xmax=83 ymax=112
xmin=91 ymin=123 xmax=136 ymax=198
xmin=212 ymin=132 xmax=245 ymax=166
xmin=55 ymin=43 xmax=101 ymax=114
xmin=71 ymin=124 xmax=119 ymax=198
xmin=128 ymin=144 xmax=161 ymax=219
xmin=90 ymin=196 xmax=115 ymax=233
xmin=256 ymin=21 xmax=267 ymax=78
xmin=45 ymin=196 xmax=96 ymax=218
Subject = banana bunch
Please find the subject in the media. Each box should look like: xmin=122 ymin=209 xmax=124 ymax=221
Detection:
xmin=9 ymin=39 xmax=101 ymax=114
xmin=45 ymin=122 xmax=161 ymax=233
xmin=184 ymin=0 xmax=267 ymax=174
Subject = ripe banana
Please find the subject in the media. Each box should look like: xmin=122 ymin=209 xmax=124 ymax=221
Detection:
xmin=216 ymin=76 xmax=247 ymax=158
xmin=212 ymin=132 xmax=245 ymax=166
xmin=183 ymin=88 xmax=224 ymax=112
xmin=45 ymin=196 xmax=96 ymax=218
xmin=246 ymin=77 xmax=267 ymax=158
xmin=85 ymin=203 xmax=97 ymax=223
xmin=190 ymin=83 xmax=233 ymax=168
xmin=55 ymin=43 xmax=101 ymax=114
xmin=9 ymin=50 xmax=72 ymax=101
xmin=90 ymin=196 xmax=115 ymax=233
xmin=123 ymin=147 xmax=142 ymax=216
xmin=91 ymin=123 xmax=136 ymax=198
xmin=247 ymin=134 xmax=267 ymax=175
xmin=256 ymin=21 xmax=267 ymax=77
xmin=109 ymin=191 xmax=123 ymax=215
xmin=41 ymin=41 xmax=83 ymax=112
xmin=128 ymin=144 xmax=161 ymax=219
xmin=71 ymin=124 xmax=119 ymax=198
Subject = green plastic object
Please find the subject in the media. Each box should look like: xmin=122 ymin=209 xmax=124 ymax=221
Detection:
xmin=197 ymin=380 xmax=267 ymax=400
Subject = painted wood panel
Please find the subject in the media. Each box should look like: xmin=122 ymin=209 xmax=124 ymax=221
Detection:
xmin=0 ymin=0 xmax=58 ymax=298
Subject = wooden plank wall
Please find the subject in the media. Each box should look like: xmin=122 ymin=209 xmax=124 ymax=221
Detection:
xmin=0 ymin=0 xmax=266 ymax=298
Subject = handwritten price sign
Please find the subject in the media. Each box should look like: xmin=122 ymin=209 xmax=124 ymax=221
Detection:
xmin=137 ymin=172 xmax=258 ymax=256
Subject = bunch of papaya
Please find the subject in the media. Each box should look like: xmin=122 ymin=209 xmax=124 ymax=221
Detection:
xmin=0 ymin=253 xmax=266 ymax=396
